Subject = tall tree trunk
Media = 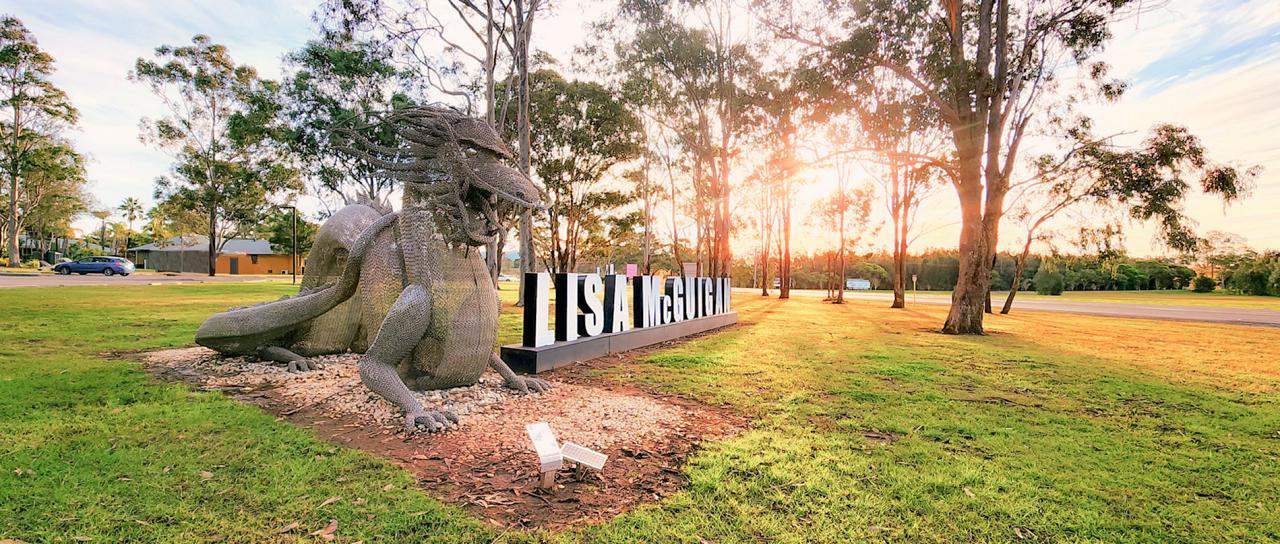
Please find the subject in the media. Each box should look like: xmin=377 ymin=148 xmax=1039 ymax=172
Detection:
xmin=889 ymin=162 xmax=907 ymax=308
xmin=985 ymin=254 xmax=995 ymax=314
xmin=1001 ymin=235 xmax=1033 ymax=314
xmin=207 ymin=207 xmax=217 ymax=277
xmin=479 ymin=1 xmax=506 ymax=286
xmin=836 ymin=205 xmax=845 ymax=304
xmin=5 ymin=173 xmax=16 ymax=266
xmin=7 ymin=101 xmax=20 ymax=266
xmin=780 ymin=186 xmax=791 ymax=299
xmin=942 ymin=156 xmax=988 ymax=333
xmin=514 ymin=0 xmax=535 ymax=306
xmin=893 ymin=229 xmax=907 ymax=307
xmin=759 ymin=251 xmax=769 ymax=295
xmin=891 ymin=226 xmax=906 ymax=308
xmin=125 ymin=218 xmax=134 ymax=261
xmin=483 ymin=0 xmax=496 ymax=123
xmin=642 ymin=152 xmax=652 ymax=274
xmin=717 ymin=140 xmax=731 ymax=280
xmin=759 ymin=214 xmax=771 ymax=296
xmin=943 ymin=109 xmax=1000 ymax=334
xmin=826 ymin=252 xmax=834 ymax=301
xmin=694 ymin=214 xmax=703 ymax=275
xmin=488 ymin=227 xmax=504 ymax=287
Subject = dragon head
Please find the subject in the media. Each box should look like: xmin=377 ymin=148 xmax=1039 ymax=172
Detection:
xmin=337 ymin=106 xmax=544 ymax=246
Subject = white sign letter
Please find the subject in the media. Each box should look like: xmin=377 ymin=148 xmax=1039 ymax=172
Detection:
xmin=555 ymin=273 xmax=580 ymax=342
xmin=666 ymin=277 xmax=685 ymax=322
xmin=604 ymin=274 xmax=630 ymax=333
xmin=522 ymin=272 xmax=554 ymax=347
xmin=577 ymin=274 xmax=605 ymax=337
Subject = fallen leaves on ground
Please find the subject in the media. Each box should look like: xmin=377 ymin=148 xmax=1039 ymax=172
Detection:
xmin=309 ymin=519 xmax=338 ymax=541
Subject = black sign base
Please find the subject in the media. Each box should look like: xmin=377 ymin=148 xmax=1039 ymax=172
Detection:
xmin=500 ymin=312 xmax=739 ymax=374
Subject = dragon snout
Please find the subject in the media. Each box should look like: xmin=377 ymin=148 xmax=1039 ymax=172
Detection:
xmin=473 ymin=162 xmax=546 ymax=211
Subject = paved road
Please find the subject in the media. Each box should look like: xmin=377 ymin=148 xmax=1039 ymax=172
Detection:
xmin=0 ymin=273 xmax=283 ymax=288
xmin=739 ymin=288 xmax=1280 ymax=328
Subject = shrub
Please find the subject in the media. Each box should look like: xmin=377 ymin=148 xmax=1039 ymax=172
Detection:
xmin=1034 ymin=262 xmax=1065 ymax=295
xmin=1192 ymin=275 xmax=1216 ymax=293
xmin=1229 ymin=263 xmax=1272 ymax=295
xmin=1269 ymin=266 xmax=1280 ymax=297
xmin=849 ymin=262 xmax=889 ymax=289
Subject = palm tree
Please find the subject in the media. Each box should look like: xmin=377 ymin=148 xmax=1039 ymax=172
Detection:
xmin=90 ymin=210 xmax=111 ymax=252
xmin=118 ymin=197 xmax=143 ymax=257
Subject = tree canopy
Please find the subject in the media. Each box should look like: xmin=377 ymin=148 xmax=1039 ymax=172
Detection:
xmin=132 ymin=34 xmax=300 ymax=275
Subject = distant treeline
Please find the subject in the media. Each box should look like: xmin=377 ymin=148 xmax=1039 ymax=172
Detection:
xmin=1212 ymin=252 xmax=1280 ymax=296
xmin=731 ymin=249 xmax=1197 ymax=292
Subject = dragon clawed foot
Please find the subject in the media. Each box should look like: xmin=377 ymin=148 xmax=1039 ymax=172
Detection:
xmin=405 ymin=409 xmax=459 ymax=433
xmin=287 ymin=359 xmax=325 ymax=373
xmin=504 ymin=376 xmax=552 ymax=394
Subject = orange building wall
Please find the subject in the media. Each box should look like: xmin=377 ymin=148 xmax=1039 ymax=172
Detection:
xmin=214 ymin=254 xmax=305 ymax=275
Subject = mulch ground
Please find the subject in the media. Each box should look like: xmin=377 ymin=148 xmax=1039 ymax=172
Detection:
xmin=140 ymin=338 xmax=746 ymax=530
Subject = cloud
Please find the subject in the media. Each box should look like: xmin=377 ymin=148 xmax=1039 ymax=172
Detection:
xmin=5 ymin=0 xmax=315 ymax=233
xmin=1082 ymin=0 xmax=1280 ymax=254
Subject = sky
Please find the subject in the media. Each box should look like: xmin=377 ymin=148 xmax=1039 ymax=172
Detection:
xmin=5 ymin=0 xmax=1278 ymax=258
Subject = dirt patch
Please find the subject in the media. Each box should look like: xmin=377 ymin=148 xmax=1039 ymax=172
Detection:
xmin=141 ymin=348 xmax=745 ymax=529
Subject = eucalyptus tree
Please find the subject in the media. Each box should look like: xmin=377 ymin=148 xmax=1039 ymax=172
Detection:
xmin=1000 ymin=124 xmax=1257 ymax=313
xmin=814 ymin=178 xmax=875 ymax=304
xmin=282 ymin=33 xmax=407 ymax=207
xmin=132 ymin=35 xmax=299 ymax=276
xmin=0 ymin=16 xmax=79 ymax=265
xmin=320 ymin=0 xmax=548 ymax=292
xmin=603 ymin=0 xmax=757 ymax=278
xmin=3 ymin=134 xmax=87 ymax=257
xmin=279 ymin=34 xmax=409 ymax=210
xmin=741 ymin=159 xmax=780 ymax=295
xmin=840 ymin=82 xmax=947 ymax=309
xmin=769 ymin=0 xmax=1251 ymax=333
xmin=521 ymin=69 xmax=643 ymax=273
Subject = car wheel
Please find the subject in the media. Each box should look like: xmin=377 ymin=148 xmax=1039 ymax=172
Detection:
xmin=103 ymin=269 xmax=115 ymax=276
xmin=57 ymin=268 xmax=70 ymax=275
xmin=120 ymin=273 xmax=130 ymax=277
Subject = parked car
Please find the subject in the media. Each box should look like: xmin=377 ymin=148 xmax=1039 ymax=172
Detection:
xmin=497 ymin=274 xmax=516 ymax=282
xmin=53 ymin=256 xmax=135 ymax=276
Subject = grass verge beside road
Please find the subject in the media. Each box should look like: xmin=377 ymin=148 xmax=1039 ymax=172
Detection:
xmin=1 ymin=283 xmax=1278 ymax=542
xmin=821 ymin=287 xmax=1280 ymax=310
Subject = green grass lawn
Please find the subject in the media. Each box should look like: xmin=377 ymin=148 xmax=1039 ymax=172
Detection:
xmin=843 ymin=288 xmax=1280 ymax=310
xmin=2 ymin=283 xmax=1278 ymax=542
xmin=1015 ymin=289 xmax=1280 ymax=310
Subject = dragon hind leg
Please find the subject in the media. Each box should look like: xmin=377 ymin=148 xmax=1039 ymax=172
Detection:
xmin=358 ymin=284 xmax=458 ymax=433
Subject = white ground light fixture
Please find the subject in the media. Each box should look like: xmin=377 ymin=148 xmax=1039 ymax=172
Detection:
xmin=525 ymin=422 xmax=609 ymax=487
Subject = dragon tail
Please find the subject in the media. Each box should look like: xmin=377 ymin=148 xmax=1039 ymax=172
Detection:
xmin=194 ymin=212 xmax=398 ymax=355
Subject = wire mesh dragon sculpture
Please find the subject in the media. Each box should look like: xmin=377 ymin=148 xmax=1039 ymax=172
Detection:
xmin=195 ymin=106 xmax=549 ymax=432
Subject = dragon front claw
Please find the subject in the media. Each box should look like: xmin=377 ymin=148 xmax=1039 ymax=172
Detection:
xmin=405 ymin=409 xmax=459 ymax=433
xmin=505 ymin=375 xmax=552 ymax=394
xmin=287 ymin=359 xmax=325 ymax=373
